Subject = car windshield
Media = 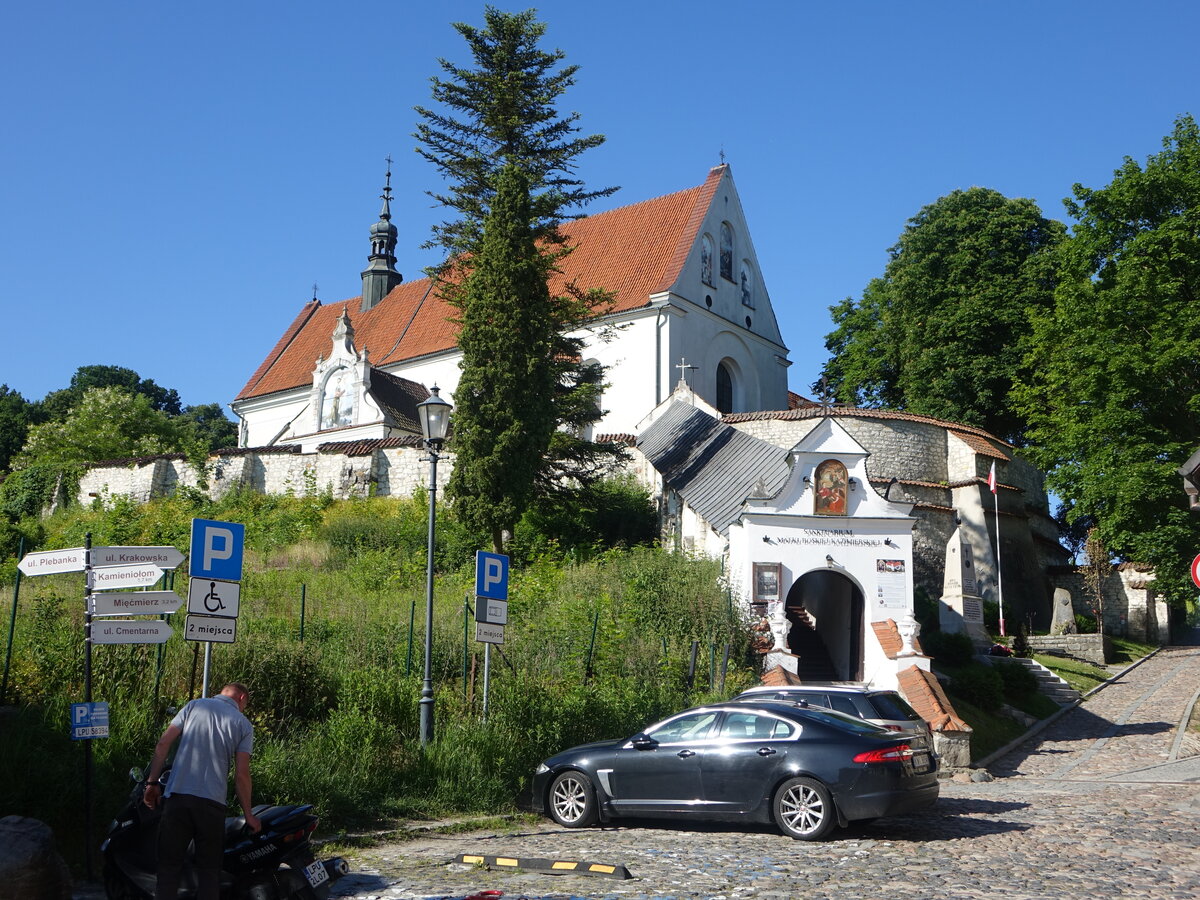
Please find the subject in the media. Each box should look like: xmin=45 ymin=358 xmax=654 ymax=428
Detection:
xmin=646 ymin=710 xmax=719 ymax=742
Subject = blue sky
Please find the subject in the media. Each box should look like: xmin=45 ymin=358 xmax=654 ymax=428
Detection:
xmin=2 ymin=1 xmax=1197 ymax=417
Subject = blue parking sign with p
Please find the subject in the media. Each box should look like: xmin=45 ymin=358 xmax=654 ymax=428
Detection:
xmin=475 ymin=551 xmax=509 ymax=600
xmin=190 ymin=518 xmax=245 ymax=582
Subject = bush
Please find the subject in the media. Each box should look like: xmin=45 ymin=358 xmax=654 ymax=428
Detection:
xmin=993 ymin=659 xmax=1039 ymax=700
xmin=1074 ymin=613 xmax=1097 ymax=634
xmin=922 ymin=630 xmax=976 ymax=667
xmin=946 ymin=664 xmax=1004 ymax=710
xmin=1011 ymin=623 xmax=1030 ymax=658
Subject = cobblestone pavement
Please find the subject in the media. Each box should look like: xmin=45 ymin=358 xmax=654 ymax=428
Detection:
xmin=326 ymin=645 xmax=1200 ymax=900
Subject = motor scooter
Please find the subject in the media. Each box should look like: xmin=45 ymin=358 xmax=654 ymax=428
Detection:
xmin=101 ymin=766 xmax=349 ymax=899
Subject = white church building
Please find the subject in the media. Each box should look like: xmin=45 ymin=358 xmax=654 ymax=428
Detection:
xmin=230 ymin=164 xmax=791 ymax=450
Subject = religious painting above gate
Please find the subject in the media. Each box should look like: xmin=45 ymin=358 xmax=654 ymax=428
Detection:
xmin=814 ymin=459 xmax=848 ymax=516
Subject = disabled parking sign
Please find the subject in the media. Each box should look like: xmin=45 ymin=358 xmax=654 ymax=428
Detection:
xmin=187 ymin=578 xmax=241 ymax=618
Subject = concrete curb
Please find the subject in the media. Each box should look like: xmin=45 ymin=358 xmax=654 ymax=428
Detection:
xmin=973 ymin=646 xmax=1162 ymax=771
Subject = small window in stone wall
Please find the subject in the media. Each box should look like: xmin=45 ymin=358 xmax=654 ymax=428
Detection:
xmin=814 ymin=459 xmax=848 ymax=516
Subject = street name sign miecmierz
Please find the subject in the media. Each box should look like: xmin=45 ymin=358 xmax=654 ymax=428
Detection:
xmin=90 ymin=591 xmax=183 ymax=617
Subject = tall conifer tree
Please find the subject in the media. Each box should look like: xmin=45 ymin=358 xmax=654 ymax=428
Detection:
xmin=416 ymin=7 xmax=619 ymax=551
xmin=448 ymin=165 xmax=557 ymax=551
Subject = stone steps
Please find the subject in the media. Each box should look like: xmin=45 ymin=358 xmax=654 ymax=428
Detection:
xmin=999 ymin=656 xmax=1082 ymax=706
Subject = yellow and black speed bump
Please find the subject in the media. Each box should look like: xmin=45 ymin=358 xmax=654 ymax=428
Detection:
xmin=456 ymin=853 xmax=632 ymax=879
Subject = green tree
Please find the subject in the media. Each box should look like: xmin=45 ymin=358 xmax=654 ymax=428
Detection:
xmin=36 ymin=364 xmax=182 ymax=422
xmin=15 ymin=386 xmax=188 ymax=470
xmin=1015 ymin=114 xmax=1200 ymax=603
xmin=417 ymin=7 xmax=621 ymax=551
xmin=447 ymin=164 xmax=558 ymax=551
xmin=414 ymin=6 xmax=616 ymax=260
xmin=0 ymin=385 xmax=33 ymax=474
xmin=176 ymin=402 xmax=238 ymax=453
xmin=821 ymin=188 xmax=1065 ymax=443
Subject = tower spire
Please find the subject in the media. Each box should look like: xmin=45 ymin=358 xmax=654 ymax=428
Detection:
xmin=360 ymin=156 xmax=402 ymax=312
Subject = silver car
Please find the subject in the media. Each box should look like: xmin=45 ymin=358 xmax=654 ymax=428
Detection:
xmin=731 ymin=683 xmax=931 ymax=745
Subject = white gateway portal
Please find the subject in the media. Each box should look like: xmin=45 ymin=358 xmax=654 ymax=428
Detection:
xmin=725 ymin=419 xmax=929 ymax=691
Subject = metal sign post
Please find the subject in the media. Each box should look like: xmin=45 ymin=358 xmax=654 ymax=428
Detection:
xmin=188 ymin=519 xmax=245 ymax=696
xmin=474 ymin=552 xmax=510 ymax=721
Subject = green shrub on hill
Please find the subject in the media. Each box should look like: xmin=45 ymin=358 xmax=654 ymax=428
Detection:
xmin=0 ymin=487 xmax=747 ymax=870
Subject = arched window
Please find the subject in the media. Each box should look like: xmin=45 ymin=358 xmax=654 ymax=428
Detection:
xmin=700 ymin=234 xmax=715 ymax=286
xmin=720 ymin=223 xmax=734 ymax=281
xmin=716 ymin=362 xmax=734 ymax=414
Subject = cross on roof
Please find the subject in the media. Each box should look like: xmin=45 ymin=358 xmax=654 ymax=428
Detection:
xmin=815 ymin=375 xmax=837 ymax=414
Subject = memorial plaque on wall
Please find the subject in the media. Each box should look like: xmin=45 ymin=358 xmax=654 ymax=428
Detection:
xmin=875 ymin=558 xmax=906 ymax=609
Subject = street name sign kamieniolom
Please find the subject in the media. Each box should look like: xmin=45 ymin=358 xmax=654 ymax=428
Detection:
xmin=90 ymin=564 xmax=165 ymax=591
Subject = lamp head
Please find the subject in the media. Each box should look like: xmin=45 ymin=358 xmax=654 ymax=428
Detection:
xmin=418 ymin=385 xmax=452 ymax=447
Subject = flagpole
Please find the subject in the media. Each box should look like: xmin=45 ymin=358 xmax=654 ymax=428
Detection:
xmin=991 ymin=463 xmax=1005 ymax=637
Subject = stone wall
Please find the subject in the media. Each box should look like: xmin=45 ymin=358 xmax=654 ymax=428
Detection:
xmin=77 ymin=442 xmax=453 ymax=506
xmin=1049 ymin=566 xmax=1167 ymax=645
xmin=1025 ymin=633 xmax=1112 ymax=666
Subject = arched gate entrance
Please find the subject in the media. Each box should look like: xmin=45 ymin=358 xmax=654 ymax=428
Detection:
xmin=783 ymin=571 xmax=864 ymax=682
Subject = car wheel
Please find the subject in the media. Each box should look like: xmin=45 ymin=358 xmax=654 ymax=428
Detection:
xmin=773 ymin=776 xmax=836 ymax=841
xmin=548 ymin=770 xmax=598 ymax=828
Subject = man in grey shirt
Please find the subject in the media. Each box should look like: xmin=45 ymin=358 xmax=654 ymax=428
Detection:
xmin=143 ymin=682 xmax=262 ymax=899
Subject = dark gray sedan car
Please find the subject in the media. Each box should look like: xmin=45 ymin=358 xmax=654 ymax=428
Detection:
xmin=532 ymin=701 xmax=938 ymax=840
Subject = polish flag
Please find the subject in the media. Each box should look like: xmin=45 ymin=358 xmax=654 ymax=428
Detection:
xmin=988 ymin=462 xmax=997 ymax=494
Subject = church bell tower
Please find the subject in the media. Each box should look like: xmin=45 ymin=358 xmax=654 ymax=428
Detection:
xmin=360 ymin=160 xmax=402 ymax=312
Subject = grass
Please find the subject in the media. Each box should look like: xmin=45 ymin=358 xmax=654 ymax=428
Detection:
xmin=1003 ymin=690 xmax=1062 ymax=720
xmin=1109 ymin=636 xmax=1157 ymax=665
xmin=944 ymin=696 xmax=1029 ymax=761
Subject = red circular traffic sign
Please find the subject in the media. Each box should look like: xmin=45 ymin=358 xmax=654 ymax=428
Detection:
xmin=1192 ymin=553 xmax=1200 ymax=590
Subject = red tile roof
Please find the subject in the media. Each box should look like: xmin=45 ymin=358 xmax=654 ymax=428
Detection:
xmin=897 ymin=666 xmax=971 ymax=734
xmin=871 ymin=618 xmax=925 ymax=658
xmin=236 ymin=168 xmax=725 ymax=402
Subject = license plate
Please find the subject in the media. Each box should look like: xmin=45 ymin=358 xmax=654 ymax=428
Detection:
xmin=911 ymin=752 xmax=931 ymax=773
xmin=303 ymin=858 xmax=329 ymax=888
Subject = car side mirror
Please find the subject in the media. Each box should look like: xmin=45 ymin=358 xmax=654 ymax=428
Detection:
xmin=630 ymin=733 xmax=657 ymax=750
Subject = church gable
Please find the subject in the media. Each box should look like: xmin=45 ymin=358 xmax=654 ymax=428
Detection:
xmin=666 ymin=165 xmax=784 ymax=347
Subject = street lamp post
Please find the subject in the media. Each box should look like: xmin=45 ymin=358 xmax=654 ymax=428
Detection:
xmin=417 ymin=385 xmax=452 ymax=747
